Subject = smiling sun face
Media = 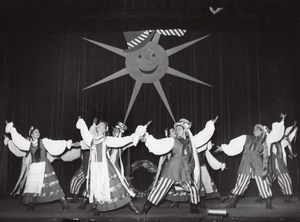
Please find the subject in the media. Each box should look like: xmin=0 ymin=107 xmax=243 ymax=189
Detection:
xmin=82 ymin=33 xmax=212 ymax=123
xmin=126 ymin=41 xmax=168 ymax=84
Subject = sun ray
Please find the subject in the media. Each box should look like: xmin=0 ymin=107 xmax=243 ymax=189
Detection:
xmin=152 ymin=32 xmax=161 ymax=43
xmin=124 ymin=81 xmax=143 ymax=123
xmin=82 ymin=68 xmax=128 ymax=90
xmin=166 ymin=34 xmax=210 ymax=57
xmin=153 ymin=81 xmax=175 ymax=122
xmin=167 ymin=67 xmax=213 ymax=87
xmin=82 ymin=37 xmax=127 ymax=57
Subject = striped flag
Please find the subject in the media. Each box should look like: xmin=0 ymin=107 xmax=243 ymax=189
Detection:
xmin=124 ymin=29 xmax=186 ymax=51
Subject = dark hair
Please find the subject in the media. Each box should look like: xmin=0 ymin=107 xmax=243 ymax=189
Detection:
xmin=164 ymin=127 xmax=174 ymax=137
xmin=95 ymin=119 xmax=109 ymax=135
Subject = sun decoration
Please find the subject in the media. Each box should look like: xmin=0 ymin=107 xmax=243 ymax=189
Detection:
xmin=82 ymin=31 xmax=212 ymax=123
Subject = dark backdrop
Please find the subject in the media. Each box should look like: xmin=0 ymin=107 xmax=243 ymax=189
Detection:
xmin=0 ymin=0 xmax=299 ymax=198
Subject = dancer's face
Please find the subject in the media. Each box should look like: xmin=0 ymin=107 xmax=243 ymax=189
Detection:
xmin=95 ymin=122 xmax=107 ymax=135
xmin=31 ymin=129 xmax=40 ymax=140
xmin=169 ymin=128 xmax=176 ymax=138
xmin=253 ymin=128 xmax=263 ymax=137
xmin=112 ymin=128 xmax=120 ymax=137
xmin=175 ymin=126 xmax=185 ymax=138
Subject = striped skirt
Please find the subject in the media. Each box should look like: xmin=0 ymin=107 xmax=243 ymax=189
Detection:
xmin=23 ymin=161 xmax=65 ymax=205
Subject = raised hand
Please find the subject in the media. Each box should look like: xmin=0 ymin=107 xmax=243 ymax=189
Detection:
xmin=3 ymin=135 xmax=9 ymax=146
xmin=93 ymin=117 xmax=98 ymax=124
xmin=280 ymin=113 xmax=286 ymax=122
xmin=212 ymin=116 xmax=219 ymax=123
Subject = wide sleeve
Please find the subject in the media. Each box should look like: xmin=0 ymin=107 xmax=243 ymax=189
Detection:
xmin=89 ymin=122 xmax=97 ymax=135
xmin=80 ymin=140 xmax=91 ymax=150
xmin=192 ymin=120 xmax=215 ymax=148
xmin=10 ymin=127 xmax=31 ymax=151
xmin=105 ymin=135 xmax=134 ymax=147
xmin=221 ymin=135 xmax=247 ymax=156
xmin=42 ymin=138 xmax=72 ymax=156
xmin=7 ymin=140 xmax=27 ymax=157
xmin=145 ymin=135 xmax=174 ymax=155
xmin=206 ymin=149 xmax=225 ymax=170
xmin=76 ymin=118 xmax=94 ymax=147
xmin=60 ymin=148 xmax=82 ymax=162
xmin=266 ymin=121 xmax=285 ymax=144
xmin=197 ymin=144 xmax=207 ymax=153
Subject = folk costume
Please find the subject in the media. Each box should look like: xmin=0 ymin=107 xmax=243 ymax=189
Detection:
xmin=107 ymin=122 xmax=141 ymax=214
xmin=141 ymin=119 xmax=216 ymax=214
xmin=268 ymin=123 xmax=298 ymax=202
xmin=5 ymin=122 xmax=72 ymax=210
xmin=198 ymin=142 xmax=226 ymax=201
xmin=163 ymin=141 xmax=226 ymax=205
xmin=219 ymin=119 xmax=285 ymax=209
xmin=67 ymin=121 xmax=97 ymax=202
xmin=68 ymin=147 xmax=90 ymax=202
xmin=75 ymin=118 xmax=145 ymax=215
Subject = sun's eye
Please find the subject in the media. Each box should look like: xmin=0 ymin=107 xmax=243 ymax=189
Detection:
xmin=152 ymin=53 xmax=155 ymax=57
xmin=138 ymin=55 xmax=142 ymax=59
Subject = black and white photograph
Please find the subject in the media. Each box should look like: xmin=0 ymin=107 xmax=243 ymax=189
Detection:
xmin=0 ymin=1 xmax=299 ymax=221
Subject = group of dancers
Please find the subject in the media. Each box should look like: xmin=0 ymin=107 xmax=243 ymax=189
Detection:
xmin=3 ymin=113 xmax=298 ymax=215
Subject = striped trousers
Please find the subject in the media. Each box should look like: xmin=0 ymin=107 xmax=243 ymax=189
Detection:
xmin=231 ymin=174 xmax=272 ymax=198
xmin=148 ymin=177 xmax=200 ymax=205
xmin=70 ymin=167 xmax=86 ymax=195
xmin=277 ymin=173 xmax=293 ymax=195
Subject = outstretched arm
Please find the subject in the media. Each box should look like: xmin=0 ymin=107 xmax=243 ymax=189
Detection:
xmin=215 ymin=135 xmax=247 ymax=156
xmin=144 ymin=134 xmax=175 ymax=155
xmin=76 ymin=117 xmax=94 ymax=147
xmin=42 ymin=138 xmax=72 ymax=156
xmin=192 ymin=117 xmax=217 ymax=148
xmin=3 ymin=135 xmax=27 ymax=157
xmin=5 ymin=122 xmax=31 ymax=151
xmin=206 ymin=142 xmax=226 ymax=171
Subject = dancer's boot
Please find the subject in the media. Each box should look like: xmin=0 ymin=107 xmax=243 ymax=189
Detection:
xmin=70 ymin=194 xmax=79 ymax=203
xmin=225 ymin=195 xmax=239 ymax=208
xmin=141 ymin=200 xmax=153 ymax=215
xmin=128 ymin=201 xmax=141 ymax=215
xmin=284 ymin=195 xmax=292 ymax=203
xmin=78 ymin=197 xmax=88 ymax=209
xmin=59 ymin=197 xmax=71 ymax=210
xmin=190 ymin=203 xmax=201 ymax=214
xmin=255 ymin=196 xmax=263 ymax=203
xmin=265 ymin=197 xmax=274 ymax=209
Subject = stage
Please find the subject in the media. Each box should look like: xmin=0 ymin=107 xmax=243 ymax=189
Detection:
xmin=0 ymin=197 xmax=300 ymax=222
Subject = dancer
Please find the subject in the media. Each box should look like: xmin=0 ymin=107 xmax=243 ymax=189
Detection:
xmin=68 ymin=118 xmax=99 ymax=203
xmin=5 ymin=121 xmax=72 ymax=211
xmin=109 ymin=121 xmax=131 ymax=175
xmin=141 ymin=117 xmax=217 ymax=214
xmin=152 ymin=127 xmax=189 ymax=207
xmin=163 ymin=140 xmax=227 ymax=208
xmin=108 ymin=121 xmax=141 ymax=214
xmin=4 ymin=134 xmax=30 ymax=197
xmin=215 ymin=114 xmax=286 ymax=209
xmin=268 ymin=121 xmax=298 ymax=203
xmin=75 ymin=117 xmax=146 ymax=216
xmin=198 ymin=141 xmax=227 ymax=202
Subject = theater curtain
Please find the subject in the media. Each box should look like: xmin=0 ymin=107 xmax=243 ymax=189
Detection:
xmin=0 ymin=29 xmax=298 ymax=197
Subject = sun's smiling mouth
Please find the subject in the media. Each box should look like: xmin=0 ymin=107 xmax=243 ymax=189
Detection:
xmin=139 ymin=65 xmax=158 ymax=74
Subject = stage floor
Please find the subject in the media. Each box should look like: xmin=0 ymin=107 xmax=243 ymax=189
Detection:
xmin=0 ymin=197 xmax=300 ymax=222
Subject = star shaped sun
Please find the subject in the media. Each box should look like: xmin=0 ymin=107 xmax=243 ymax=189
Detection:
xmin=82 ymin=32 xmax=212 ymax=123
